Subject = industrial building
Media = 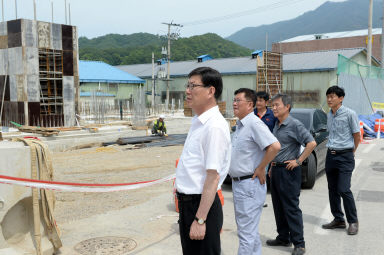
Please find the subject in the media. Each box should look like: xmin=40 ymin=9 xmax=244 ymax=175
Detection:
xmin=272 ymin=28 xmax=383 ymax=62
xmin=0 ymin=19 xmax=78 ymax=127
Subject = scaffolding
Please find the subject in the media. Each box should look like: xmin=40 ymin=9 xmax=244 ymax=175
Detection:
xmin=256 ymin=51 xmax=283 ymax=96
xmin=38 ymin=49 xmax=64 ymax=126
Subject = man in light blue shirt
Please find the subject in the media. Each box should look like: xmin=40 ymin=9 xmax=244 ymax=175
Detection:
xmin=322 ymin=86 xmax=360 ymax=235
xmin=229 ymin=88 xmax=280 ymax=255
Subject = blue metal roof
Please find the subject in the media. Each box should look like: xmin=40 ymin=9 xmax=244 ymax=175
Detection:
xmin=79 ymin=60 xmax=145 ymax=84
xmin=197 ymin=54 xmax=213 ymax=62
xmin=80 ymin=91 xmax=115 ymax=97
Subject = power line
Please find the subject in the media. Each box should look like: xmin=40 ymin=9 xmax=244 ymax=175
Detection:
xmin=181 ymin=0 xmax=307 ymax=26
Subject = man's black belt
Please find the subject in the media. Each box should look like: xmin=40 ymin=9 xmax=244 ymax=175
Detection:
xmin=271 ymin=162 xmax=288 ymax=167
xmin=176 ymin=192 xmax=201 ymax=202
xmin=328 ymin=148 xmax=353 ymax=155
xmin=231 ymin=174 xmax=253 ymax=182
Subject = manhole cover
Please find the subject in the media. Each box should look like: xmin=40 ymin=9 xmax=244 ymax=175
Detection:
xmin=74 ymin=236 xmax=137 ymax=255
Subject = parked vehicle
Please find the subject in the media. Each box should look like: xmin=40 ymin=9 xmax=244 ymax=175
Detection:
xmin=290 ymin=108 xmax=329 ymax=189
xmin=224 ymin=108 xmax=328 ymax=189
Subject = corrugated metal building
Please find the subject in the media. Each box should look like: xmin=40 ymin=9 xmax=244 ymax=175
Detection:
xmin=272 ymin=28 xmax=383 ymax=63
xmin=79 ymin=60 xmax=145 ymax=105
xmin=118 ymin=48 xmax=380 ymax=114
xmin=283 ymin=48 xmax=380 ymax=109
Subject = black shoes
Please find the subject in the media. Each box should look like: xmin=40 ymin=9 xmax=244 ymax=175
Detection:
xmin=322 ymin=219 xmax=346 ymax=229
xmin=266 ymin=238 xmax=292 ymax=247
xmin=347 ymin=222 xmax=359 ymax=235
xmin=292 ymin=247 xmax=306 ymax=255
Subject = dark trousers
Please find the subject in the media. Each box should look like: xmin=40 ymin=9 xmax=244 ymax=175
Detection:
xmin=270 ymin=166 xmax=305 ymax=248
xmin=178 ymin=193 xmax=223 ymax=255
xmin=325 ymin=151 xmax=358 ymax=223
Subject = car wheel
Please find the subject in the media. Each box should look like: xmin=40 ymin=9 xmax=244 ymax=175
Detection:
xmin=302 ymin=153 xmax=317 ymax=189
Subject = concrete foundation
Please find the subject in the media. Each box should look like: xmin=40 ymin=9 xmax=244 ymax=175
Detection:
xmin=0 ymin=141 xmax=54 ymax=254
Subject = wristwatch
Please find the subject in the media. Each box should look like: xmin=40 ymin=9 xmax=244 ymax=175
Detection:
xmin=296 ymin=159 xmax=302 ymax=166
xmin=195 ymin=216 xmax=206 ymax=225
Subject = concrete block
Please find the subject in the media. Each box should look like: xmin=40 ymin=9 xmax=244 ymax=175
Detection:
xmin=7 ymin=19 xmax=21 ymax=34
xmin=27 ymin=75 xmax=39 ymax=102
xmin=37 ymin=21 xmax=51 ymax=49
xmin=72 ymin=26 xmax=78 ymax=51
xmin=8 ymin=47 xmax=23 ymax=75
xmin=0 ymin=22 xmax=7 ymax=36
xmin=51 ymin=23 xmax=62 ymax=50
xmin=23 ymin=20 xmax=37 ymax=48
xmin=7 ymin=32 xmax=22 ymax=48
xmin=0 ymin=35 xmax=7 ymax=49
xmin=9 ymin=75 xmax=17 ymax=101
xmin=73 ymin=50 xmax=78 ymax=76
xmin=0 ymin=49 xmax=9 ymax=75
xmin=16 ymin=74 xmax=27 ymax=101
xmin=25 ymin=47 xmax=39 ymax=75
xmin=63 ymin=50 xmax=73 ymax=76
xmin=0 ymin=141 xmax=55 ymax=253
xmin=63 ymin=76 xmax=75 ymax=127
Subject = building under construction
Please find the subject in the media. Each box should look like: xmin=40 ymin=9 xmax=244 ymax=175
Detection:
xmin=0 ymin=19 xmax=79 ymax=127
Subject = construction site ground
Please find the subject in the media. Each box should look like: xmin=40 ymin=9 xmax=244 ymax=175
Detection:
xmin=3 ymin=114 xmax=383 ymax=255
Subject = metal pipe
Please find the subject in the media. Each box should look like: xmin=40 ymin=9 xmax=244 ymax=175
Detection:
xmin=69 ymin=3 xmax=71 ymax=25
xmin=33 ymin=0 xmax=36 ymax=20
xmin=15 ymin=0 xmax=17 ymax=19
xmin=2 ymin=0 xmax=4 ymax=22
xmin=64 ymin=0 xmax=67 ymax=24
xmin=51 ymin=1 xmax=53 ymax=23
xmin=367 ymin=0 xmax=373 ymax=65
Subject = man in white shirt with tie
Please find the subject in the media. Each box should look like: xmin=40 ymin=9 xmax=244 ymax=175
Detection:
xmin=175 ymin=67 xmax=231 ymax=255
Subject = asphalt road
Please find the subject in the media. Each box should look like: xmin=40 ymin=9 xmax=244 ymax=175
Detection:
xmin=58 ymin=138 xmax=384 ymax=255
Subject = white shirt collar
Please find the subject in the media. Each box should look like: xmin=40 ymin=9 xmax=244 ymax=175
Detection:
xmin=197 ymin=105 xmax=220 ymax=125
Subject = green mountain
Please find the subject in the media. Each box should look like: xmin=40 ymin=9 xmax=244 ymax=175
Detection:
xmin=79 ymin=33 xmax=251 ymax=65
xmin=227 ymin=0 xmax=382 ymax=50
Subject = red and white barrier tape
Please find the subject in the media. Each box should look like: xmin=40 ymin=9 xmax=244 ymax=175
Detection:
xmin=0 ymin=174 xmax=175 ymax=193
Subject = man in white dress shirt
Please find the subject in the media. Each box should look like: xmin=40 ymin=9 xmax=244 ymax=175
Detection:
xmin=175 ymin=67 xmax=231 ymax=255
xmin=230 ymin=88 xmax=280 ymax=255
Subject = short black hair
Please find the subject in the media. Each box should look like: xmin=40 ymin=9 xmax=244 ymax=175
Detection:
xmin=326 ymin=86 xmax=345 ymax=97
xmin=271 ymin=93 xmax=293 ymax=112
xmin=188 ymin=67 xmax=223 ymax=99
xmin=234 ymin=88 xmax=256 ymax=107
xmin=256 ymin=91 xmax=269 ymax=101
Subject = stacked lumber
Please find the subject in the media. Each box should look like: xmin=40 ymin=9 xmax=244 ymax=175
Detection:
xmin=18 ymin=126 xmax=60 ymax=136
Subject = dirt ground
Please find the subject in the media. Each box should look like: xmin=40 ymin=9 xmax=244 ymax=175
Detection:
xmin=52 ymin=117 xmax=191 ymax=224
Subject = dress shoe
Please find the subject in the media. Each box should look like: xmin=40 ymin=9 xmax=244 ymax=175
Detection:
xmin=347 ymin=222 xmax=358 ymax=235
xmin=322 ymin=219 xmax=346 ymax=229
xmin=292 ymin=247 xmax=306 ymax=255
xmin=266 ymin=238 xmax=292 ymax=247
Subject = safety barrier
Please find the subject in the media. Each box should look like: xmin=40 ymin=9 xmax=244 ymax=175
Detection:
xmin=374 ymin=119 xmax=384 ymax=132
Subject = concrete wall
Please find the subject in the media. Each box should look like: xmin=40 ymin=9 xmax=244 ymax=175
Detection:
xmin=0 ymin=141 xmax=54 ymax=254
xmin=0 ymin=19 xmax=78 ymax=127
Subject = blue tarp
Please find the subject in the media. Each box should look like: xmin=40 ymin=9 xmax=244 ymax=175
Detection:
xmin=359 ymin=113 xmax=384 ymax=138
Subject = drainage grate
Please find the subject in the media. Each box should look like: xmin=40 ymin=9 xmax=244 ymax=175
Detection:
xmin=357 ymin=190 xmax=384 ymax=203
xmin=74 ymin=236 xmax=137 ymax=255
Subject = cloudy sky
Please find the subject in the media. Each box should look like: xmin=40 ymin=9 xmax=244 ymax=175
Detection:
xmin=2 ymin=0 xmax=346 ymax=38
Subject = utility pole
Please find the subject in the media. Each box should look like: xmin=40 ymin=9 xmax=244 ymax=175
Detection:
xmin=162 ymin=22 xmax=182 ymax=110
xmin=14 ymin=0 xmax=17 ymax=19
xmin=65 ymin=0 xmax=67 ymax=24
xmin=151 ymin=52 xmax=155 ymax=114
xmin=381 ymin=0 xmax=384 ymax=68
xmin=368 ymin=0 xmax=373 ymax=65
xmin=2 ymin=0 xmax=4 ymax=22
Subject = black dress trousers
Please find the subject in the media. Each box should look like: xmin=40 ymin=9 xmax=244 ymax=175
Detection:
xmin=178 ymin=193 xmax=223 ymax=255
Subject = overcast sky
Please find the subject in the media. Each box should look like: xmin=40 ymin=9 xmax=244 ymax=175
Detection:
xmin=2 ymin=0 xmax=346 ymax=39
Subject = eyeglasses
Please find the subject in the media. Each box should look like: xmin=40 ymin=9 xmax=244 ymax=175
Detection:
xmin=233 ymin=98 xmax=251 ymax=103
xmin=186 ymin=82 xmax=206 ymax=90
